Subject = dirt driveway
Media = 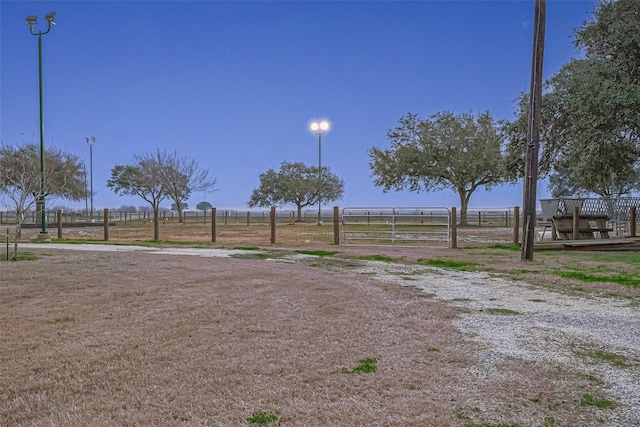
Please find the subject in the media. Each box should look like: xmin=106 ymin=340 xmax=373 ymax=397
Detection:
xmin=1 ymin=244 xmax=638 ymax=426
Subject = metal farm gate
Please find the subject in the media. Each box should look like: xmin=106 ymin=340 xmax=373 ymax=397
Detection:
xmin=341 ymin=207 xmax=451 ymax=246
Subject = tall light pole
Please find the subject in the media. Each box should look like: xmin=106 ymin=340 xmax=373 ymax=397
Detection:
xmin=86 ymin=137 xmax=96 ymax=221
xmin=26 ymin=11 xmax=56 ymax=238
xmin=310 ymin=120 xmax=329 ymax=225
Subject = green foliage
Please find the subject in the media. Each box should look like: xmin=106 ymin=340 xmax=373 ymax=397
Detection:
xmin=196 ymin=201 xmax=213 ymax=211
xmin=580 ymin=394 xmax=616 ymax=409
xmin=554 ymin=270 xmax=640 ymax=288
xmin=369 ymin=111 xmax=511 ymax=224
xmin=294 ymin=250 xmax=339 ymax=257
xmin=342 ymin=357 xmax=377 ymax=374
xmin=486 ymin=244 xmax=520 ymax=251
xmin=503 ymin=0 xmax=640 ymax=197
xmin=417 ymin=258 xmax=477 ymax=271
xmin=248 ymin=161 xmax=344 ymax=222
xmin=587 ymin=350 xmax=628 ymax=367
xmin=357 ymin=254 xmax=397 ymax=262
xmin=1 ymin=252 xmax=37 ymax=261
xmin=247 ymin=410 xmax=280 ymax=425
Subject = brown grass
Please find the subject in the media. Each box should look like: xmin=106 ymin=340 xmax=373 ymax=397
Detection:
xmin=1 ymin=247 xmax=614 ymax=426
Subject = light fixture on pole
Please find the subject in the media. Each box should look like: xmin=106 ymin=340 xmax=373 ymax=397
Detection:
xmin=86 ymin=137 xmax=96 ymax=221
xmin=26 ymin=11 xmax=56 ymax=239
xmin=310 ymin=120 xmax=330 ymax=225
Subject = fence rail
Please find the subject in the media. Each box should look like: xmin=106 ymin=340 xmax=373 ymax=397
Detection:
xmin=342 ymin=207 xmax=450 ymax=246
xmin=2 ymin=203 xmax=637 ymax=247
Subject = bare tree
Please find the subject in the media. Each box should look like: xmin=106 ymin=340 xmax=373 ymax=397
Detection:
xmin=161 ymin=151 xmax=217 ymax=223
xmin=0 ymin=142 xmax=84 ymax=260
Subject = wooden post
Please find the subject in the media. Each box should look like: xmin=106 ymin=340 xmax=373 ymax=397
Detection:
xmin=630 ymin=207 xmax=637 ymax=238
xmin=224 ymin=211 xmax=228 ymax=225
xmin=247 ymin=211 xmax=251 ymax=226
xmin=270 ymin=207 xmax=276 ymax=244
xmin=513 ymin=206 xmax=520 ymax=245
xmin=521 ymin=0 xmax=546 ymax=261
xmin=56 ymin=209 xmax=62 ymax=239
xmin=572 ymin=206 xmax=580 ymax=240
xmin=478 ymin=211 xmax=482 ymax=227
xmin=211 ymin=208 xmax=216 ymax=242
xmin=104 ymin=208 xmax=109 ymax=241
xmin=333 ymin=206 xmax=340 ymax=245
xmin=450 ymin=207 xmax=457 ymax=249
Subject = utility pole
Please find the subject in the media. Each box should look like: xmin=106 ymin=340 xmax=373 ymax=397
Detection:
xmin=522 ymin=0 xmax=546 ymax=261
xmin=86 ymin=136 xmax=96 ymax=221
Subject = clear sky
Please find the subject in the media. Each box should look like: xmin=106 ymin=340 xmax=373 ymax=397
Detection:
xmin=1 ymin=0 xmax=598 ymax=212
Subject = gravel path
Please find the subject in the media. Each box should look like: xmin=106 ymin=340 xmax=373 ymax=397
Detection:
xmin=354 ymin=261 xmax=640 ymax=427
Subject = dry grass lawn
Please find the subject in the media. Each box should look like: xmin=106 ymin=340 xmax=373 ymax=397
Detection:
xmin=0 ymin=245 xmax=618 ymax=426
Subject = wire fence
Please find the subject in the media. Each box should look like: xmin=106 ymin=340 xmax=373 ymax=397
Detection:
xmin=1 ymin=203 xmax=637 ymax=248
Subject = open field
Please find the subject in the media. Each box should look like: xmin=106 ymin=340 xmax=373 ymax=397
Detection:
xmin=2 ymin=233 xmax=640 ymax=426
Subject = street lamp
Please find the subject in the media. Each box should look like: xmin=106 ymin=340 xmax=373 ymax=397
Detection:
xmin=310 ymin=120 xmax=330 ymax=225
xmin=26 ymin=11 xmax=56 ymax=238
xmin=86 ymin=137 xmax=96 ymax=221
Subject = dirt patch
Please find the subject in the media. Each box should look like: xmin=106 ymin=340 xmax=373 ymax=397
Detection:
xmin=0 ymin=247 xmax=618 ymax=426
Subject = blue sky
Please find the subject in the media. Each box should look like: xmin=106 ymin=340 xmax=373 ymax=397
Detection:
xmin=1 ymin=0 xmax=598 ymax=212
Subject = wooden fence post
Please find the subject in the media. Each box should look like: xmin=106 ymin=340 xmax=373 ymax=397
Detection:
xmin=513 ymin=206 xmax=520 ymax=245
xmin=450 ymin=207 xmax=457 ymax=249
xmin=630 ymin=207 xmax=637 ymax=238
xmin=247 ymin=211 xmax=251 ymax=226
xmin=270 ymin=207 xmax=276 ymax=244
xmin=211 ymin=208 xmax=217 ymax=242
xmin=104 ymin=208 xmax=109 ymax=241
xmin=56 ymin=210 xmax=62 ymax=239
xmin=572 ymin=206 xmax=580 ymax=240
xmin=333 ymin=206 xmax=340 ymax=245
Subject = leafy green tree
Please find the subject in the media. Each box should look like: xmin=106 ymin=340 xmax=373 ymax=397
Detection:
xmin=503 ymin=0 xmax=640 ymax=197
xmin=575 ymin=0 xmax=640 ymax=88
xmin=196 ymin=201 xmax=212 ymax=212
xmin=248 ymin=161 xmax=344 ymax=222
xmin=0 ymin=142 xmax=84 ymax=259
xmin=107 ymin=151 xmax=168 ymax=240
xmin=369 ymin=111 xmax=510 ymax=225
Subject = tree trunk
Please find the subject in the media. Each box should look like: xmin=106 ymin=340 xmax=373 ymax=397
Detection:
xmin=11 ymin=219 xmax=23 ymax=261
xmin=458 ymin=190 xmax=470 ymax=226
xmin=153 ymin=206 xmax=160 ymax=241
xmin=177 ymin=204 xmax=184 ymax=224
xmin=296 ymin=204 xmax=303 ymax=222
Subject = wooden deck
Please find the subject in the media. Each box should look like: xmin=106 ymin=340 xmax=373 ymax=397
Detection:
xmin=534 ymin=236 xmax=640 ymax=251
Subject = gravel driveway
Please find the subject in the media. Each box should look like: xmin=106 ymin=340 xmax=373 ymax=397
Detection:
xmin=354 ymin=261 xmax=640 ymax=427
